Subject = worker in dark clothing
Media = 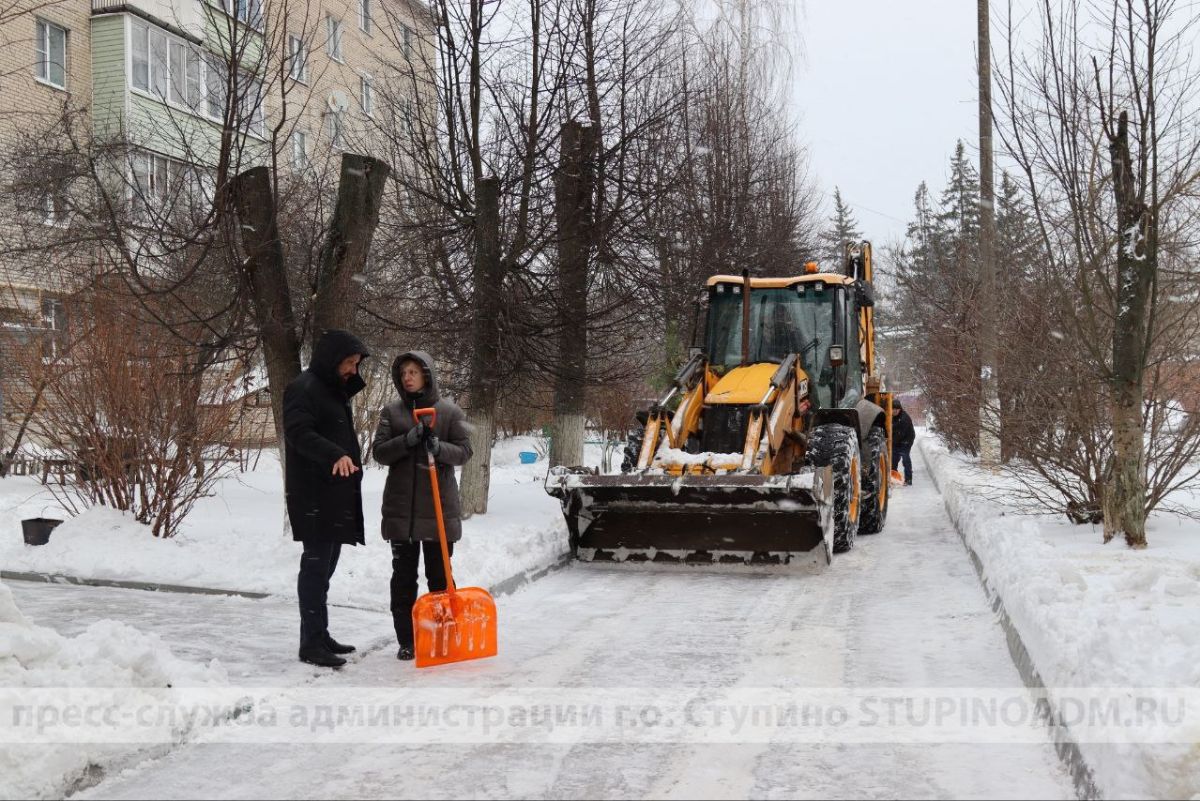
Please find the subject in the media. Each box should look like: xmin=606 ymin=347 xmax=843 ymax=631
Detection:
xmin=891 ymin=400 xmax=916 ymax=485
xmin=283 ymin=329 xmax=371 ymax=668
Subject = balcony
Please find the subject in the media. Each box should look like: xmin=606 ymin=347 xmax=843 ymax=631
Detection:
xmin=91 ymin=0 xmax=206 ymax=44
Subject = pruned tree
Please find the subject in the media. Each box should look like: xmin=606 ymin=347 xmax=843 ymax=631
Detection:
xmin=993 ymin=0 xmax=1200 ymax=546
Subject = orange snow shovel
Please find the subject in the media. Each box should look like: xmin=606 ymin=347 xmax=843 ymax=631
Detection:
xmin=411 ymin=408 xmax=498 ymax=668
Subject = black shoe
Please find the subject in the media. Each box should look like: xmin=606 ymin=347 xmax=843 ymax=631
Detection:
xmin=325 ymin=635 xmax=356 ymax=655
xmin=397 ymin=644 xmax=415 ymax=661
xmin=905 ymin=479 xmax=913 ymax=486
xmin=299 ymin=644 xmax=347 ymax=668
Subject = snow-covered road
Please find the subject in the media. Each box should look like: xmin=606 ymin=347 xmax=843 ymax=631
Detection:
xmin=16 ymin=461 xmax=1074 ymax=799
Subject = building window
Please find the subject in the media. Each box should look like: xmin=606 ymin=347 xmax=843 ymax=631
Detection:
xmin=360 ymin=74 xmax=373 ymax=117
xmin=400 ymin=97 xmax=414 ymax=136
xmin=41 ymin=192 xmax=70 ymax=227
xmin=205 ymin=54 xmax=226 ymax=118
xmin=129 ymin=23 xmax=263 ymax=138
xmin=290 ymin=130 xmax=308 ymax=168
xmin=169 ymin=40 xmax=202 ymax=109
xmin=359 ymin=0 xmax=371 ymax=34
xmin=242 ymin=74 xmax=265 ymax=136
xmin=130 ymin=151 xmax=195 ymax=222
xmin=326 ymin=16 xmax=343 ymax=62
xmin=288 ymin=35 xmax=308 ymax=83
xmin=40 ymin=296 xmax=66 ymax=360
xmin=35 ymin=19 xmax=67 ymax=89
xmin=400 ymin=23 xmax=412 ymax=59
xmin=150 ymin=28 xmax=168 ymax=98
xmin=217 ymin=0 xmax=262 ymax=30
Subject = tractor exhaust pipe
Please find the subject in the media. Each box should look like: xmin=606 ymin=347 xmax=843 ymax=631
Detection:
xmin=741 ymin=268 xmax=751 ymax=366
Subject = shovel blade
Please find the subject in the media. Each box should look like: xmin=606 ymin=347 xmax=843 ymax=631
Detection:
xmin=413 ymin=587 xmax=498 ymax=668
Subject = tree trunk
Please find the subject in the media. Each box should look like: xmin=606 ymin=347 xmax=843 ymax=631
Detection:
xmin=977 ymin=0 xmax=1001 ymax=466
xmin=458 ymin=177 xmax=503 ymax=517
xmin=1104 ymin=112 xmax=1152 ymax=549
xmin=549 ymin=122 xmax=597 ymax=469
xmin=230 ymin=166 xmax=303 ymax=459
xmin=311 ymin=154 xmax=391 ymax=348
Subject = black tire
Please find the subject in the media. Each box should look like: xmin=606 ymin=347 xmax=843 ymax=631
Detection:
xmin=858 ymin=426 xmax=889 ymax=535
xmin=807 ymin=424 xmax=861 ymax=554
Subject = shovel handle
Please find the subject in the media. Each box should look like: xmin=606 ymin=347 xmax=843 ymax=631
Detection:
xmin=414 ymin=408 xmax=456 ymax=595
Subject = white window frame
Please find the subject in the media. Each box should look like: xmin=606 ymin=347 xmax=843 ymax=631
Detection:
xmin=129 ymin=20 xmax=265 ymax=139
xmin=288 ymin=35 xmax=308 ymax=83
xmin=215 ymin=0 xmax=263 ymax=31
xmin=39 ymin=295 xmax=66 ymax=361
xmin=327 ymin=15 xmax=343 ymax=62
xmin=41 ymin=191 xmax=70 ymax=227
xmin=360 ymin=73 xmax=374 ymax=118
xmin=400 ymin=23 xmax=412 ymax=60
xmin=35 ymin=19 xmax=68 ymax=89
xmin=130 ymin=151 xmax=175 ymax=223
xmin=400 ymin=96 xmax=415 ymax=136
xmin=359 ymin=0 xmax=372 ymax=34
xmin=290 ymin=130 xmax=308 ymax=169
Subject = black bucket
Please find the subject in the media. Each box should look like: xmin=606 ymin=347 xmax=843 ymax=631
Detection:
xmin=21 ymin=517 xmax=63 ymax=546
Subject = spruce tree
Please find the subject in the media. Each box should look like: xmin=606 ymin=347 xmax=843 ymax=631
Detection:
xmin=818 ymin=187 xmax=863 ymax=268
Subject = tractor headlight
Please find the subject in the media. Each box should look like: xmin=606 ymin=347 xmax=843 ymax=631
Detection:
xmin=829 ymin=345 xmax=845 ymax=366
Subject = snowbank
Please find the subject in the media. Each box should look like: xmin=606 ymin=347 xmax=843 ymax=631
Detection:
xmin=0 ymin=578 xmax=227 ymax=799
xmin=0 ymin=437 xmax=574 ymax=610
xmin=918 ymin=435 xmax=1200 ymax=800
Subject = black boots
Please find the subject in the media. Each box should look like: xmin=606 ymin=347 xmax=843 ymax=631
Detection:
xmin=397 ymin=644 xmax=415 ymax=661
xmin=299 ymin=642 xmax=347 ymax=668
xmin=325 ymin=635 xmax=356 ymax=655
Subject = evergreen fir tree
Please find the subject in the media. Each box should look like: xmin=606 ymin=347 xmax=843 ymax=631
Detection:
xmin=818 ymin=187 xmax=863 ymax=268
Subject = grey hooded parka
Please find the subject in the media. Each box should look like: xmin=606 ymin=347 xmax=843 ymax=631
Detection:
xmin=372 ymin=351 xmax=473 ymax=543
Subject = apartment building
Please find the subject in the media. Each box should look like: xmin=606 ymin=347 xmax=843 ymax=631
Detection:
xmin=0 ymin=0 xmax=430 ymax=444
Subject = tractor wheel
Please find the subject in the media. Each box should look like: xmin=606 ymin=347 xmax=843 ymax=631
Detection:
xmin=858 ymin=426 xmax=889 ymax=535
xmin=807 ymin=424 xmax=861 ymax=554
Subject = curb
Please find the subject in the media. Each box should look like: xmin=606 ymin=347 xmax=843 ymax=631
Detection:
xmin=2 ymin=549 xmax=575 ymax=606
xmin=916 ymin=437 xmax=1102 ymax=801
xmin=1 ymin=570 xmax=271 ymax=599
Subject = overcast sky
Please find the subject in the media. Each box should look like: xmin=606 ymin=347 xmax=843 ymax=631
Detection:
xmin=791 ymin=1 xmax=981 ymax=248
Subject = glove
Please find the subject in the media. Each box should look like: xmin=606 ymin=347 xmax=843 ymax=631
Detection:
xmin=404 ymin=421 xmax=427 ymax=448
xmin=424 ymin=433 xmax=441 ymax=457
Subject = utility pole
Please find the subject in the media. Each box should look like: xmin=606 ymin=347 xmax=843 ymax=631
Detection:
xmin=978 ymin=0 xmax=1001 ymax=465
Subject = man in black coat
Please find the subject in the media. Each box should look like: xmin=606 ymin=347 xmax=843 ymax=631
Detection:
xmin=283 ymin=329 xmax=370 ymax=668
xmin=892 ymin=400 xmax=916 ymax=486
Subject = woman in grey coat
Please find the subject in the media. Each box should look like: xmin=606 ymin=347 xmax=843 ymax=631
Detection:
xmin=372 ymin=351 xmax=473 ymax=660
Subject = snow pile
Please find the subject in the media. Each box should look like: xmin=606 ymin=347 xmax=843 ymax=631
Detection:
xmin=918 ymin=435 xmax=1200 ymax=799
xmin=654 ymin=447 xmax=743 ymax=469
xmin=0 ymin=578 xmax=227 ymax=799
xmin=0 ymin=438 xmax=574 ymax=609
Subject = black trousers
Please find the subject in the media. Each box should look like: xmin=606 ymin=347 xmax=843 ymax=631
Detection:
xmin=390 ymin=540 xmax=453 ymax=646
xmin=893 ymin=445 xmax=913 ymax=484
xmin=298 ymin=540 xmax=342 ymax=647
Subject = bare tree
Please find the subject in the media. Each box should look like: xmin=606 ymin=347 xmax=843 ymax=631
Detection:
xmin=989 ymin=0 xmax=1200 ymax=544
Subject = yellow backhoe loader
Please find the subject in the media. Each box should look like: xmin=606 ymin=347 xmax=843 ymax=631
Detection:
xmin=545 ymin=241 xmax=894 ymax=565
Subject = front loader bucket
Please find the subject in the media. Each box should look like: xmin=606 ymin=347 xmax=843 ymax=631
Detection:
xmin=545 ymin=469 xmax=833 ymax=565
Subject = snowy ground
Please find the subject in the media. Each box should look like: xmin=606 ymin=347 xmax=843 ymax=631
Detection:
xmin=3 ymin=453 xmax=1075 ymax=800
xmin=918 ymin=435 xmax=1200 ymax=800
xmin=0 ymin=437 xmax=575 ymax=608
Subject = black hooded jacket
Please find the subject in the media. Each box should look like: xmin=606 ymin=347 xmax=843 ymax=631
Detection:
xmin=283 ymin=329 xmax=371 ymax=544
xmin=373 ymin=351 xmax=473 ymax=543
xmin=893 ymin=407 xmax=916 ymax=450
